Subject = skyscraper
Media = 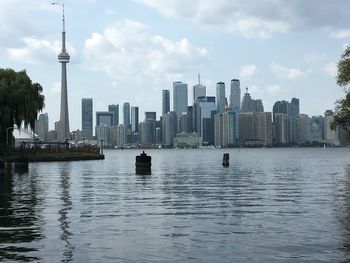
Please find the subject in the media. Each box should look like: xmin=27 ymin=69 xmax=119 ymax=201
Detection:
xmin=162 ymin=111 xmax=177 ymax=146
xmin=216 ymin=82 xmax=226 ymax=113
xmin=131 ymin=106 xmax=139 ymax=133
xmin=123 ymin=102 xmax=130 ymax=126
xmin=241 ymin=88 xmax=264 ymax=112
xmin=35 ymin=113 xmax=49 ymax=141
xmin=55 ymin=4 xmax=70 ymax=142
xmin=230 ymin=79 xmax=240 ymax=109
xmin=108 ymin=104 xmax=119 ymax=126
xmin=193 ymin=74 xmax=206 ymax=103
xmin=162 ymin=90 xmax=170 ymax=115
xmin=82 ymin=98 xmax=93 ymax=140
xmin=173 ymin=81 xmax=188 ymax=126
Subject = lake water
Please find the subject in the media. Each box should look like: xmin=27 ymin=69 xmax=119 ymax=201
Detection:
xmin=1 ymin=148 xmax=350 ymax=262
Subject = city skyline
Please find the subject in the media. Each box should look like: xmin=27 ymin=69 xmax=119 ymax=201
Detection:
xmin=0 ymin=1 xmax=349 ymax=130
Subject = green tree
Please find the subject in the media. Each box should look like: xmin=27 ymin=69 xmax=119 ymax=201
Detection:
xmin=332 ymin=45 xmax=350 ymax=135
xmin=0 ymin=68 xmax=45 ymax=153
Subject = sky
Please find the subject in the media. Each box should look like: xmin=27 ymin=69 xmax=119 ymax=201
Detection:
xmin=1 ymin=0 xmax=350 ymax=131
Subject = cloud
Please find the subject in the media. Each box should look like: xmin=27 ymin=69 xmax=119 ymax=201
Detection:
xmin=83 ymin=19 xmax=208 ymax=111
xmin=331 ymin=30 xmax=350 ymax=39
xmin=240 ymin=64 xmax=256 ymax=79
xmin=267 ymin=84 xmax=283 ymax=94
xmin=323 ymin=62 xmax=337 ymax=77
xmin=271 ymin=63 xmax=305 ymax=80
xmin=7 ymin=37 xmax=76 ymax=64
xmin=84 ymin=19 xmax=208 ymax=82
xmin=136 ymin=0 xmax=350 ymax=38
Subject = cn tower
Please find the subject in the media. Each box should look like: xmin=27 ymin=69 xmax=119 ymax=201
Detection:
xmin=53 ymin=2 xmax=70 ymax=141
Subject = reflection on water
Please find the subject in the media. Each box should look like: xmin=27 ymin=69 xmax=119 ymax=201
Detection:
xmin=1 ymin=148 xmax=350 ymax=262
xmin=0 ymin=169 xmax=43 ymax=261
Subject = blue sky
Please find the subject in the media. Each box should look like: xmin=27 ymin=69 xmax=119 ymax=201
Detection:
xmin=1 ymin=0 xmax=349 ymax=130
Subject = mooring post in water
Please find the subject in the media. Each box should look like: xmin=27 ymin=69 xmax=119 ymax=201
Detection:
xmin=222 ymin=153 xmax=229 ymax=167
xmin=135 ymin=151 xmax=151 ymax=175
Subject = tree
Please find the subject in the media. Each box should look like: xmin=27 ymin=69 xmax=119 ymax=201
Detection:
xmin=332 ymin=45 xmax=350 ymax=135
xmin=0 ymin=68 xmax=45 ymax=153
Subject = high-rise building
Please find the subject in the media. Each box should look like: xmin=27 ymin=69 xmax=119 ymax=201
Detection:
xmin=82 ymin=98 xmax=93 ymax=140
xmin=274 ymin=113 xmax=289 ymax=144
xmin=214 ymin=113 xmax=223 ymax=147
xmin=173 ymin=81 xmax=188 ymax=126
xmin=108 ymin=104 xmax=119 ymax=126
xmin=230 ymin=79 xmax=240 ymax=109
xmin=35 ymin=113 xmax=49 ymax=141
xmin=241 ymin=88 xmax=264 ymax=113
xmin=298 ymin=114 xmax=311 ymax=144
xmin=115 ymin=125 xmax=127 ymax=147
xmin=145 ymin=112 xmax=156 ymax=121
xmin=179 ymin=112 xmax=192 ymax=133
xmin=195 ymin=96 xmax=216 ymax=138
xmin=131 ymin=107 xmax=139 ymax=133
xmin=239 ymin=112 xmax=272 ymax=146
xmin=311 ymin=115 xmax=324 ymax=141
xmin=140 ymin=120 xmax=156 ymax=145
xmin=96 ymin=111 xmax=114 ymax=127
xmin=216 ymin=82 xmax=226 ymax=113
xmin=324 ymin=110 xmax=340 ymax=146
xmin=123 ymin=102 xmax=130 ymax=126
xmin=162 ymin=90 xmax=170 ymax=115
xmin=193 ymin=75 xmax=206 ymax=103
xmin=290 ymin=98 xmax=300 ymax=143
xmin=162 ymin=111 xmax=177 ymax=146
xmin=56 ymin=5 xmax=70 ymax=142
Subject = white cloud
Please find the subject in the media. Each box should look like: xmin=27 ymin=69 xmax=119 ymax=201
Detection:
xmin=267 ymin=84 xmax=283 ymax=94
xmin=83 ymin=19 xmax=208 ymax=110
xmin=136 ymin=0 xmax=350 ymax=38
xmin=323 ymin=62 xmax=337 ymax=77
xmin=7 ymin=37 xmax=76 ymax=64
xmin=240 ymin=64 xmax=256 ymax=79
xmin=331 ymin=30 xmax=350 ymax=39
xmin=271 ymin=63 xmax=305 ymax=80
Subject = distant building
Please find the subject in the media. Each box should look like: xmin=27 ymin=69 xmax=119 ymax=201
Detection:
xmin=173 ymin=81 xmax=188 ymax=127
xmin=324 ymin=110 xmax=340 ymax=146
xmin=140 ymin=120 xmax=156 ymax=145
xmin=35 ymin=113 xmax=49 ymax=141
xmin=241 ymin=88 xmax=264 ymax=113
xmin=310 ymin=115 xmax=324 ymax=141
xmin=274 ymin=113 xmax=289 ymax=144
xmin=96 ymin=125 xmax=109 ymax=148
xmin=239 ymin=112 xmax=272 ymax=146
xmin=162 ymin=90 xmax=170 ymax=115
xmin=115 ymin=125 xmax=127 ymax=147
xmin=214 ymin=113 xmax=223 ymax=147
xmin=108 ymin=104 xmax=119 ymax=126
xmin=193 ymin=80 xmax=206 ymax=104
xmin=123 ymin=102 xmax=130 ymax=126
xmin=230 ymin=79 xmax=240 ymax=109
xmin=145 ymin=111 xmax=156 ymax=121
xmin=162 ymin=111 xmax=177 ymax=146
xmin=297 ymin=114 xmax=311 ymax=144
xmin=174 ymin=133 xmax=202 ymax=148
xmin=82 ymin=98 xmax=93 ymax=139
xmin=216 ymin=82 xmax=226 ymax=113
xmin=96 ymin=111 xmax=114 ymax=127
xmin=179 ymin=112 xmax=192 ymax=133
xmin=214 ymin=110 xmax=238 ymax=147
xmin=131 ymin=106 xmax=139 ymax=133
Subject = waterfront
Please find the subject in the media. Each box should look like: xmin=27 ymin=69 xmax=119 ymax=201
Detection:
xmin=1 ymin=148 xmax=350 ymax=262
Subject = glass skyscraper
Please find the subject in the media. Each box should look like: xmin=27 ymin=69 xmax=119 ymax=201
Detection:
xmin=81 ymin=98 xmax=93 ymax=140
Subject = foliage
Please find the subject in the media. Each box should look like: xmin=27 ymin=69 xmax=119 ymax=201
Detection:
xmin=333 ymin=46 xmax=350 ymax=135
xmin=0 ymin=68 xmax=44 ymax=152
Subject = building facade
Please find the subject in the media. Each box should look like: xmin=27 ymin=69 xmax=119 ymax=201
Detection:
xmin=82 ymin=98 xmax=93 ymax=140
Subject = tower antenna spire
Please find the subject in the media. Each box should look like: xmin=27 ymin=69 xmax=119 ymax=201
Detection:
xmin=198 ymin=73 xmax=201 ymax=85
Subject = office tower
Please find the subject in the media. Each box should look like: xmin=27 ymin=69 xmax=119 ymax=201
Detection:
xmin=115 ymin=125 xmax=127 ymax=147
xmin=290 ymin=98 xmax=299 ymax=143
xmin=241 ymin=88 xmax=264 ymax=112
xmin=162 ymin=90 xmax=170 ymax=115
xmin=194 ymin=96 xmax=216 ymax=139
xmin=123 ymin=102 xmax=130 ymax=126
xmin=273 ymin=100 xmax=289 ymax=123
xmin=179 ymin=112 xmax=192 ymax=133
xmin=162 ymin=111 xmax=177 ymax=146
xmin=297 ymin=114 xmax=311 ymax=144
xmin=310 ymin=115 xmax=324 ymax=142
xmin=108 ymin=104 xmax=119 ymax=126
xmin=56 ymin=5 xmax=70 ymax=142
xmin=96 ymin=111 xmax=114 ymax=127
xmin=35 ymin=113 xmax=49 ymax=141
xmin=324 ymin=110 xmax=340 ymax=146
xmin=230 ymin=79 xmax=240 ymax=109
xmin=82 ymin=98 xmax=93 ymax=140
xmin=193 ymin=74 xmax=206 ymax=103
xmin=274 ymin=113 xmax=289 ymax=144
xmin=140 ymin=120 xmax=156 ymax=145
xmin=96 ymin=125 xmax=109 ymax=148
xmin=216 ymin=82 xmax=226 ymax=113
xmin=239 ymin=112 xmax=272 ymax=146
xmin=173 ymin=81 xmax=188 ymax=125
xmin=131 ymin=107 xmax=139 ymax=133
xmin=145 ymin=112 xmax=156 ymax=121
xmin=214 ymin=113 xmax=223 ymax=147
